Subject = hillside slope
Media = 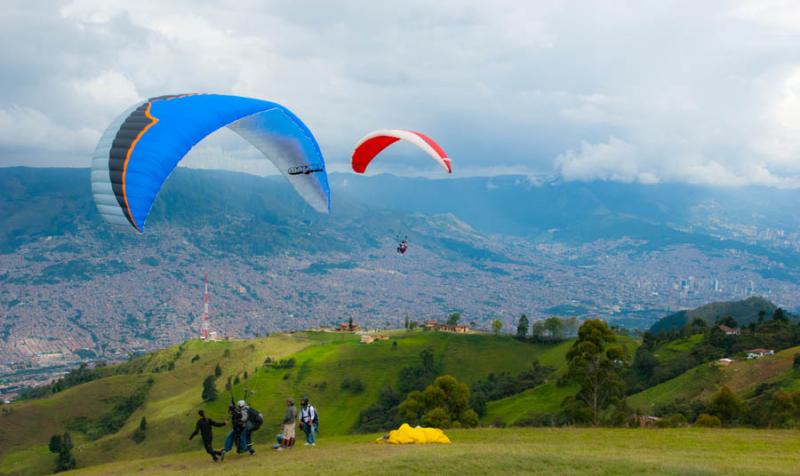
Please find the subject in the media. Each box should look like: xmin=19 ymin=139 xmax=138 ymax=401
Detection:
xmin=649 ymin=297 xmax=788 ymax=334
xmin=0 ymin=331 xmax=565 ymax=475
xmin=628 ymin=345 xmax=800 ymax=411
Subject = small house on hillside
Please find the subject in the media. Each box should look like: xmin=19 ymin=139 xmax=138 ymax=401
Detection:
xmin=423 ymin=320 xmax=470 ymax=333
xmin=424 ymin=320 xmax=439 ymax=331
xmin=360 ymin=335 xmax=375 ymax=344
xmin=454 ymin=325 xmax=470 ymax=333
xmin=719 ymin=325 xmax=740 ymax=335
xmin=717 ymin=358 xmax=733 ymax=366
xmin=746 ymin=348 xmax=774 ymax=360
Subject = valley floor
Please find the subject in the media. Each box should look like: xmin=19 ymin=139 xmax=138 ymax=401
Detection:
xmin=67 ymin=428 xmax=800 ymax=476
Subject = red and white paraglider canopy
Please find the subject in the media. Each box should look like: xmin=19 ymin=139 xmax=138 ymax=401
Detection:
xmin=351 ymin=129 xmax=452 ymax=174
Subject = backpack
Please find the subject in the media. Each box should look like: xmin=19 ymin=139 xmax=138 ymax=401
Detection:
xmin=304 ymin=405 xmax=319 ymax=427
xmin=247 ymin=407 xmax=264 ymax=429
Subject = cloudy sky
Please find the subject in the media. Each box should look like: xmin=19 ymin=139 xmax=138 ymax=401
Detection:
xmin=2 ymin=0 xmax=800 ymax=185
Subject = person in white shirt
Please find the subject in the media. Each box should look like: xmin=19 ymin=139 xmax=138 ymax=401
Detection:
xmin=299 ymin=396 xmax=318 ymax=446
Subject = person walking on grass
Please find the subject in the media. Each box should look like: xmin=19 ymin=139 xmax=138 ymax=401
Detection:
xmin=189 ymin=410 xmax=225 ymax=462
xmin=277 ymin=398 xmax=297 ymax=450
xmin=300 ymin=396 xmax=318 ymax=446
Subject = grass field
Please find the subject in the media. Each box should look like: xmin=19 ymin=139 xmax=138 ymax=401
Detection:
xmin=66 ymin=428 xmax=800 ymax=476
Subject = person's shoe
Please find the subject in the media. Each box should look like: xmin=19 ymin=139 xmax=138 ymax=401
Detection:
xmin=249 ymin=449 xmax=255 ymax=456
xmin=304 ymin=442 xmax=310 ymax=446
xmin=219 ymin=451 xmax=225 ymax=462
xmin=311 ymin=443 xmax=316 ymax=446
xmin=277 ymin=447 xmax=284 ymax=451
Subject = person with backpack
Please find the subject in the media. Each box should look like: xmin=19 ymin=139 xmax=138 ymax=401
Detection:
xmin=221 ymin=403 xmax=244 ymax=459
xmin=277 ymin=397 xmax=297 ymax=450
xmin=189 ymin=410 xmax=226 ymax=462
xmin=238 ymin=400 xmax=263 ymax=455
xmin=299 ymin=396 xmax=318 ymax=446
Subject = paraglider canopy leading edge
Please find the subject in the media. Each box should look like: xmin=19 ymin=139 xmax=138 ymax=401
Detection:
xmin=91 ymin=93 xmax=331 ymax=233
xmin=351 ymin=129 xmax=451 ymax=174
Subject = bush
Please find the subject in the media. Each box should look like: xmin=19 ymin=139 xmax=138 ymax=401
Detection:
xmin=191 ymin=355 xmax=200 ymax=363
xmin=422 ymin=407 xmax=451 ymax=428
xmin=695 ymin=414 xmax=722 ymax=428
xmin=794 ymin=353 xmax=800 ymax=370
xmin=460 ymin=409 xmax=479 ymax=428
xmin=214 ymin=363 xmax=222 ymax=377
xmin=341 ymin=376 xmax=365 ymax=394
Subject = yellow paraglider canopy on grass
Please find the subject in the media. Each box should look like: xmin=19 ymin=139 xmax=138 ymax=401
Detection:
xmin=376 ymin=423 xmax=451 ymax=444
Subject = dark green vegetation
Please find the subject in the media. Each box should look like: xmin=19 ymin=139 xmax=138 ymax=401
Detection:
xmin=649 ymin=296 xmax=795 ymax=334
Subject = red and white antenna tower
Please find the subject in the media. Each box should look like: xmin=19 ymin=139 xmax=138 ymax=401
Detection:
xmin=200 ymin=273 xmax=210 ymax=340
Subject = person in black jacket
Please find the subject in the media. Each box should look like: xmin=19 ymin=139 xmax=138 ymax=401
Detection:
xmin=189 ymin=410 xmax=226 ymax=461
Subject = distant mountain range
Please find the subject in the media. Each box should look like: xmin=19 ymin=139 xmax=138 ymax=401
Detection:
xmin=2 ymin=167 xmax=800 ymax=368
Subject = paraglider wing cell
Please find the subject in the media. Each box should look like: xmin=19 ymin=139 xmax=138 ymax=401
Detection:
xmin=351 ymin=129 xmax=451 ymax=174
xmin=91 ymin=94 xmax=330 ymax=233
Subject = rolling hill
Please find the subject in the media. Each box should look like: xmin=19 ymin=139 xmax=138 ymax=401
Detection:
xmin=0 ymin=330 xmax=570 ymax=475
xmin=648 ymin=297 xmax=790 ymax=335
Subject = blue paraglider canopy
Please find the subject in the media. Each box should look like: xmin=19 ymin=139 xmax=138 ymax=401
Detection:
xmin=91 ymin=93 xmax=330 ymax=233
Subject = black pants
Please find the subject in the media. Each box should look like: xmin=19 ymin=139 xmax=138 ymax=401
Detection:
xmin=203 ymin=439 xmax=219 ymax=460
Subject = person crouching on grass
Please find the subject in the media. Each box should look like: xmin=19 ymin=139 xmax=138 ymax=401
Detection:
xmin=189 ymin=410 xmax=225 ymax=462
xmin=277 ymin=398 xmax=297 ymax=450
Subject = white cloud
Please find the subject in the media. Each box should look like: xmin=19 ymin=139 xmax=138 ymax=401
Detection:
xmin=0 ymin=106 xmax=98 ymax=152
xmin=1 ymin=0 xmax=800 ymax=187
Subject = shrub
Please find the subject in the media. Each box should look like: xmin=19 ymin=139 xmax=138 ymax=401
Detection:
xmin=422 ymin=407 xmax=451 ymax=428
xmin=696 ymin=414 xmax=722 ymax=428
xmin=191 ymin=355 xmax=200 ymax=363
xmin=794 ymin=353 xmax=800 ymax=370
xmin=341 ymin=376 xmax=365 ymax=394
xmin=214 ymin=363 xmax=222 ymax=377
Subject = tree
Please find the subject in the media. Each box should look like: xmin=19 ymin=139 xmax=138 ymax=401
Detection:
xmin=718 ymin=316 xmax=738 ymax=328
xmin=708 ymin=386 xmax=742 ymax=425
xmin=214 ymin=363 xmax=222 ymax=377
xmin=139 ymin=416 xmax=147 ymax=431
xmin=446 ymin=313 xmax=461 ymax=326
xmin=409 ymin=321 xmax=418 ymax=330
xmin=758 ymin=310 xmax=766 ymax=323
xmin=561 ymin=319 xmax=626 ymax=426
xmin=55 ymin=432 xmax=76 ymax=472
xmin=794 ymin=353 xmax=800 ymax=370
xmin=404 ymin=315 xmax=409 ymax=329
xmin=543 ymin=317 xmax=564 ymax=340
xmin=48 ymin=434 xmax=62 ymax=453
xmin=772 ymin=308 xmax=789 ymax=323
xmin=348 ymin=317 xmax=354 ymax=331
xmin=392 ymin=340 xmax=398 ymax=350
xmin=690 ymin=318 xmax=707 ymax=333
xmin=491 ymin=320 xmax=503 ymax=336
xmin=531 ymin=320 xmax=545 ymax=339
xmin=398 ymin=375 xmax=477 ymax=428
xmin=516 ymin=314 xmax=530 ymax=339
xmin=201 ymin=375 xmax=218 ymax=402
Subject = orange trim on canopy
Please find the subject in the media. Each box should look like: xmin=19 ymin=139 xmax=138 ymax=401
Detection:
xmin=121 ymin=102 xmax=158 ymax=232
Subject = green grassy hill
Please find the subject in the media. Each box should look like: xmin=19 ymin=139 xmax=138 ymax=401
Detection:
xmin=628 ymin=345 xmax=800 ymax=411
xmin=0 ymin=331 xmax=566 ymax=475
xmin=3 ymin=329 xmax=798 ymax=475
